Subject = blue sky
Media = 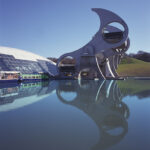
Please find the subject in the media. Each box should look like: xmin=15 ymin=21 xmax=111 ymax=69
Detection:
xmin=0 ymin=0 xmax=150 ymax=57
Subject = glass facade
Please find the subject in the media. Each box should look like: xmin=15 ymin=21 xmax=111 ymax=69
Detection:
xmin=0 ymin=54 xmax=56 ymax=76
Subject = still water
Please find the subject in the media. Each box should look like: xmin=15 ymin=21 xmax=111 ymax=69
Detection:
xmin=0 ymin=80 xmax=150 ymax=150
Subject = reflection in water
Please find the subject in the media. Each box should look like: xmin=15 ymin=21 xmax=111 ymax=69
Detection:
xmin=56 ymin=80 xmax=129 ymax=150
xmin=0 ymin=80 xmax=150 ymax=150
xmin=0 ymin=81 xmax=57 ymax=112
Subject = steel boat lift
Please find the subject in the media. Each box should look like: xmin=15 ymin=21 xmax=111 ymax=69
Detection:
xmin=56 ymin=8 xmax=130 ymax=80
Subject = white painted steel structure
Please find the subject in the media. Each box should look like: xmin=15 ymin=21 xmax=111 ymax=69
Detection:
xmin=57 ymin=8 xmax=130 ymax=79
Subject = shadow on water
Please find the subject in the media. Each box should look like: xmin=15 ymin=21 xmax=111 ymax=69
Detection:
xmin=0 ymin=79 xmax=150 ymax=150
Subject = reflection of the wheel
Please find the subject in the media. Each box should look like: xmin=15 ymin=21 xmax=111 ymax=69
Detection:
xmin=56 ymin=80 xmax=79 ymax=103
xmin=56 ymin=80 xmax=129 ymax=150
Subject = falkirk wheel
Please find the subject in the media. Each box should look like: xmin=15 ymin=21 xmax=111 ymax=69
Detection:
xmin=56 ymin=8 xmax=130 ymax=80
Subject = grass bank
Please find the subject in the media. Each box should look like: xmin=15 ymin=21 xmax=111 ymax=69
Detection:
xmin=117 ymin=57 xmax=150 ymax=77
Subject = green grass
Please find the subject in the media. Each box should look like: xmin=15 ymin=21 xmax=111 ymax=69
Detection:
xmin=117 ymin=57 xmax=150 ymax=77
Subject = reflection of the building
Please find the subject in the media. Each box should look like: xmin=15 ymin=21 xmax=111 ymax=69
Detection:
xmin=0 ymin=81 xmax=58 ymax=112
xmin=56 ymin=80 xmax=129 ymax=150
xmin=1 ymin=79 xmax=150 ymax=149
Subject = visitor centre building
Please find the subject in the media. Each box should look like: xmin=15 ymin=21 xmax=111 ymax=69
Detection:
xmin=0 ymin=46 xmax=57 ymax=81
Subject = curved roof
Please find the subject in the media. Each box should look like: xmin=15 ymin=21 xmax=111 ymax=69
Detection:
xmin=0 ymin=46 xmax=55 ymax=64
